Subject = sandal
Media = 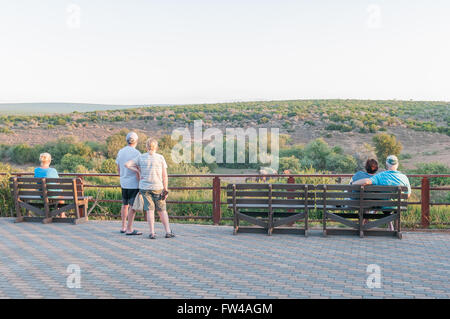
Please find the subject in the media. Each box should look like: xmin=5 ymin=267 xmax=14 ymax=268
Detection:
xmin=149 ymin=233 xmax=156 ymax=239
xmin=120 ymin=229 xmax=126 ymax=234
xmin=126 ymin=230 xmax=142 ymax=236
xmin=165 ymin=232 xmax=175 ymax=238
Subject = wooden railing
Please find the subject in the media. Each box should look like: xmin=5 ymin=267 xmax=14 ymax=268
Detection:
xmin=1 ymin=172 xmax=449 ymax=228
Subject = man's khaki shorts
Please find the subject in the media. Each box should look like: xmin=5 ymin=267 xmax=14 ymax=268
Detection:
xmin=140 ymin=189 xmax=166 ymax=212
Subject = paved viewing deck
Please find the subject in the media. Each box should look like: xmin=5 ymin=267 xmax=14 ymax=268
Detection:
xmin=0 ymin=218 xmax=449 ymax=299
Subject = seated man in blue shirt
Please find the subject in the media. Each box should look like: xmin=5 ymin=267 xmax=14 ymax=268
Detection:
xmin=352 ymin=155 xmax=411 ymax=230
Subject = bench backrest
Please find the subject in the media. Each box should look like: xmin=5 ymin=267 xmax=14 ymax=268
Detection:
xmin=10 ymin=177 xmax=84 ymax=200
xmin=226 ymin=183 xmax=315 ymax=208
xmin=315 ymin=184 xmax=409 ymax=211
xmin=226 ymin=183 xmax=409 ymax=211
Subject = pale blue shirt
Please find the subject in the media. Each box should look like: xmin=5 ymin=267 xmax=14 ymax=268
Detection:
xmin=370 ymin=170 xmax=411 ymax=195
xmin=116 ymin=146 xmax=141 ymax=189
xmin=34 ymin=167 xmax=59 ymax=178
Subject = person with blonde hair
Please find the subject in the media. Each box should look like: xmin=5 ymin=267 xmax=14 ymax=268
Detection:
xmin=125 ymin=138 xmax=174 ymax=239
xmin=34 ymin=153 xmax=59 ymax=178
xmin=34 ymin=152 xmax=65 ymax=216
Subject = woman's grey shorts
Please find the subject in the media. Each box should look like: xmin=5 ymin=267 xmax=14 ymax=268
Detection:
xmin=140 ymin=189 xmax=166 ymax=212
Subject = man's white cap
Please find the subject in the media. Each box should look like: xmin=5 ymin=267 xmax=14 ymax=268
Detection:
xmin=386 ymin=155 xmax=399 ymax=166
xmin=126 ymin=132 xmax=139 ymax=144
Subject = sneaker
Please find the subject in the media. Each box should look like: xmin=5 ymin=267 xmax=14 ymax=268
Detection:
xmin=165 ymin=232 xmax=175 ymax=238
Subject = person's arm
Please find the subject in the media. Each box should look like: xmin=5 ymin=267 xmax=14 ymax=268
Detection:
xmin=162 ymin=164 xmax=168 ymax=192
xmin=49 ymin=168 xmax=59 ymax=178
xmin=406 ymin=180 xmax=412 ymax=199
xmin=124 ymin=159 xmax=141 ymax=180
xmin=352 ymin=178 xmax=373 ymax=186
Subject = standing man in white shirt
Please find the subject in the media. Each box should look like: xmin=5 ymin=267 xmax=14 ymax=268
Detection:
xmin=116 ymin=132 xmax=142 ymax=235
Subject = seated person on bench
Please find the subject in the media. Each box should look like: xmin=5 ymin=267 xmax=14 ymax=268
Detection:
xmin=350 ymin=159 xmax=378 ymax=184
xmin=350 ymin=159 xmax=379 ymax=222
xmin=352 ymin=155 xmax=411 ymax=230
xmin=34 ymin=153 xmax=59 ymax=179
xmin=34 ymin=153 xmax=65 ymax=215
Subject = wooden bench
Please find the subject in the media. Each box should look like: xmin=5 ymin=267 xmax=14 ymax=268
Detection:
xmin=227 ymin=183 xmax=315 ymax=236
xmin=10 ymin=177 xmax=91 ymax=224
xmin=316 ymin=184 xmax=408 ymax=239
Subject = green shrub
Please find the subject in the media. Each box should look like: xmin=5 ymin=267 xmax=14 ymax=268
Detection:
xmin=0 ymin=127 xmax=13 ymax=134
xmin=372 ymin=133 xmax=402 ymax=164
xmin=105 ymin=130 xmax=148 ymax=158
xmin=100 ymin=158 xmax=117 ymax=174
xmin=7 ymin=144 xmax=38 ymax=164
xmin=279 ymin=156 xmax=301 ymax=173
xmin=58 ymin=154 xmax=92 ymax=172
xmin=408 ymin=163 xmax=450 ymax=186
xmin=0 ymin=162 xmax=13 ymax=216
xmin=325 ymin=123 xmax=353 ymax=132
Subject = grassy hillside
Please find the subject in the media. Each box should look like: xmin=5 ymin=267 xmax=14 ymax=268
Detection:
xmin=0 ymin=99 xmax=449 ymax=170
xmin=0 ymin=99 xmax=448 ymax=135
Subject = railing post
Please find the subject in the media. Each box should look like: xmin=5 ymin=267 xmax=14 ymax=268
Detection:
xmin=287 ymin=176 xmax=295 ymax=225
xmin=421 ymin=177 xmax=430 ymax=228
xmin=212 ymin=176 xmax=221 ymax=225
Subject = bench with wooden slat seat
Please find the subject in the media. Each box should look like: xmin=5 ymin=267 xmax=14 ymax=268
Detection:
xmin=227 ymin=183 xmax=315 ymax=236
xmin=10 ymin=177 xmax=91 ymax=224
xmin=316 ymin=184 xmax=408 ymax=239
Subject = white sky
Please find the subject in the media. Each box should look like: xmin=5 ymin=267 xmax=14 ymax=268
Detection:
xmin=1 ymin=0 xmax=449 ymax=105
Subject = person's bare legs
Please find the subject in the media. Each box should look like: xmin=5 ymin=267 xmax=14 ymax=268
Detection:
xmin=147 ymin=210 xmax=155 ymax=235
xmin=388 ymin=221 xmax=394 ymax=231
xmin=158 ymin=210 xmax=172 ymax=234
xmin=120 ymin=204 xmax=129 ymax=232
xmin=126 ymin=208 xmax=137 ymax=233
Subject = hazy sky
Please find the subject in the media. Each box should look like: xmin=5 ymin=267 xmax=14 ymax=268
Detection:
xmin=1 ymin=0 xmax=449 ymax=105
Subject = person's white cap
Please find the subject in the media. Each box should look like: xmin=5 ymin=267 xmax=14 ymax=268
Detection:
xmin=386 ymin=155 xmax=399 ymax=166
xmin=126 ymin=132 xmax=139 ymax=144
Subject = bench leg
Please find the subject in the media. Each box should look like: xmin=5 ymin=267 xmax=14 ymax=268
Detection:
xmin=233 ymin=210 xmax=239 ymax=235
xmin=396 ymin=211 xmax=402 ymax=239
xmin=42 ymin=217 xmax=53 ymax=224
xmin=14 ymin=216 xmax=24 ymax=223
xmin=323 ymin=212 xmax=327 ymax=237
xmin=14 ymin=201 xmax=23 ymax=222
xmin=73 ymin=217 xmax=88 ymax=225
xmin=304 ymin=210 xmax=309 ymax=237
xmin=359 ymin=208 xmax=364 ymax=238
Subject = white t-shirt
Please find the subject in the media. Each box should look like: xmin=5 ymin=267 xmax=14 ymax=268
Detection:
xmin=116 ymin=146 xmax=141 ymax=189
xmin=131 ymin=152 xmax=168 ymax=190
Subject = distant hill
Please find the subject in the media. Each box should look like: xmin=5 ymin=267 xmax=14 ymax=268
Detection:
xmin=0 ymin=99 xmax=449 ymax=169
xmin=0 ymin=102 xmax=169 ymax=114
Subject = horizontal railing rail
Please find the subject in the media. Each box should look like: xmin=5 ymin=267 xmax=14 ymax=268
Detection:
xmin=1 ymin=172 xmax=449 ymax=227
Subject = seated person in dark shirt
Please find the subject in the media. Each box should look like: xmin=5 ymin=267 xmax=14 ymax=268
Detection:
xmin=350 ymin=159 xmax=378 ymax=184
xmin=350 ymin=159 xmax=378 ymax=224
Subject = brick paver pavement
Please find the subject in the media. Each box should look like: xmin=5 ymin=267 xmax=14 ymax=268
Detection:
xmin=0 ymin=218 xmax=449 ymax=298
